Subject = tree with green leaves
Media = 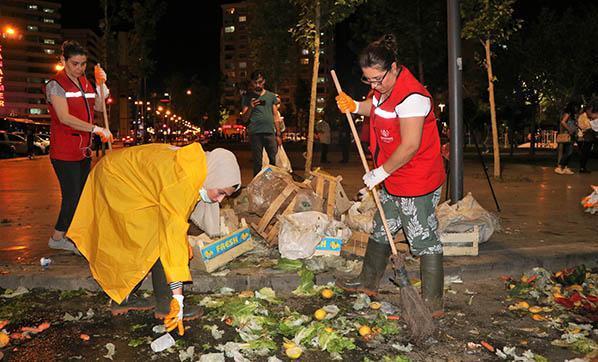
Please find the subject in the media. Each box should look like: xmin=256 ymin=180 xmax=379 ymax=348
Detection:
xmin=462 ymin=0 xmax=522 ymax=178
xmin=248 ymin=0 xmax=299 ymax=91
xmin=290 ymin=0 xmax=365 ymax=176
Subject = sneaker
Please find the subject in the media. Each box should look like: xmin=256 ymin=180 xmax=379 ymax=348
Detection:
xmin=554 ymin=166 xmax=564 ymax=175
xmin=48 ymin=237 xmax=81 ymax=255
xmin=110 ymin=293 xmax=155 ymax=316
xmin=563 ymin=167 xmax=575 ymax=175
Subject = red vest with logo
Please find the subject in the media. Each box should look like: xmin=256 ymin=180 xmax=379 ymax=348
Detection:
xmin=369 ymin=67 xmax=445 ymax=197
xmin=46 ymin=71 xmax=95 ymax=161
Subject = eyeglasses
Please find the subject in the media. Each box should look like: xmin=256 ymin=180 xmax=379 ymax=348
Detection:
xmin=361 ymin=69 xmax=389 ymax=86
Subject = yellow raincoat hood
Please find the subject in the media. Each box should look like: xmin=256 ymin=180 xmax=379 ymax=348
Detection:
xmin=68 ymin=143 xmax=206 ymax=303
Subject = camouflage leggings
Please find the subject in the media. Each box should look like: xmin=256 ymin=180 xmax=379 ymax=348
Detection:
xmin=371 ymin=186 xmax=443 ymax=256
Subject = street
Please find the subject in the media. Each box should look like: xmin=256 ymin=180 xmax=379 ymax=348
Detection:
xmin=0 ymin=145 xmax=597 ymax=361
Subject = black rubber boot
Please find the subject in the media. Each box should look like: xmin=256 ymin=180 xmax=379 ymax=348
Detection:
xmin=152 ymin=260 xmax=203 ymax=321
xmin=420 ymin=254 xmax=444 ymax=318
xmin=110 ymin=279 xmax=155 ymax=316
xmin=336 ymin=239 xmax=391 ymax=296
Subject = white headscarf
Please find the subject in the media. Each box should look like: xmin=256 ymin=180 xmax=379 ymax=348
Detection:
xmin=203 ymin=148 xmax=242 ymax=190
xmin=189 ymin=148 xmax=241 ymax=237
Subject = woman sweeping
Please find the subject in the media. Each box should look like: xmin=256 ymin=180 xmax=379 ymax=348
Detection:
xmin=335 ymin=34 xmax=446 ymax=316
xmin=67 ymin=143 xmax=241 ymax=334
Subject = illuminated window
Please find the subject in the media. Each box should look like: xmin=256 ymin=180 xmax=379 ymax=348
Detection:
xmin=29 ymin=108 xmax=42 ymax=115
xmin=27 ymin=25 xmax=39 ymax=31
xmin=28 ymin=4 xmax=38 ymax=10
xmin=239 ymin=16 xmax=246 ymax=22
xmin=239 ymin=62 xmax=247 ymax=69
xmin=300 ymin=58 xmax=309 ymax=65
xmin=43 ymin=18 xmax=54 ymax=24
xmin=43 ymin=49 xmax=55 ymax=54
xmin=224 ymin=26 xmax=235 ymax=33
xmin=43 ymin=8 xmax=55 ymax=13
xmin=43 ymin=39 xmax=55 ymax=44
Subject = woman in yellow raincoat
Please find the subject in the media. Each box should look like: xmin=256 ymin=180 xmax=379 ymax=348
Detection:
xmin=68 ymin=142 xmax=241 ymax=335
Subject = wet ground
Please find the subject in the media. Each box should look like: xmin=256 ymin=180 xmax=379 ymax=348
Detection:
xmin=1 ymin=146 xmax=597 ymax=265
xmin=0 ymin=272 xmax=595 ymax=361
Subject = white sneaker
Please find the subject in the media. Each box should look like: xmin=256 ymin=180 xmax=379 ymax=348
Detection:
xmin=554 ymin=167 xmax=564 ymax=175
xmin=48 ymin=237 xmax=81 ymax=255
xmin=563 ymin=167 xmax=575 ymax=175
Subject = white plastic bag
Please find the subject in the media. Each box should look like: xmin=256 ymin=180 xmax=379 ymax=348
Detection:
xmin=262 ymin=145 xmax=292 ymax=173
xmin=278 ymin=211 xmax=351 ymax=259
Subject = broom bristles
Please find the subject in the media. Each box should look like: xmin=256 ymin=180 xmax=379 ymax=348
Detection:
xmin=400 ymin=285 xmax=437 ymax=343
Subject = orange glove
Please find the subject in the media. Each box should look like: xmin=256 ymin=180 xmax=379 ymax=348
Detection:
xmin=335 ymin=92 xmax=358 ymax=113
xmin=92 ymin=126 xmax=113 ymax=143
xmin=164 ymin=295 xmax=185 ymax=336
xmin=94 ymin=64 xmax=107 ymax=85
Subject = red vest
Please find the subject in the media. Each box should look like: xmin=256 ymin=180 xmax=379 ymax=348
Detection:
xmin=46 ymin=71 xmax=96 ymax=161
xmin=369 ymin=67 xmax=445 ymax=197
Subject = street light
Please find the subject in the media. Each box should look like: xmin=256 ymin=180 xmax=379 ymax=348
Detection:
xmin=186 ymin=89 xmax=192 ymax=95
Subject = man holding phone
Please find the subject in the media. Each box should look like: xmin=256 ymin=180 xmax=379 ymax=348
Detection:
xmin=241 ymin=70 xmax=282 ymax=176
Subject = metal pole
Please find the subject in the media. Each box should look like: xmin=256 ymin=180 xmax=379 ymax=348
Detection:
xmin=448 ymin=0 xmax=463 ymax=203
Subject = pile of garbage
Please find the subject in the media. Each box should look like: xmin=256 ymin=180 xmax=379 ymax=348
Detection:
xmin=502 ymin=265 xmax=597 ymax=357
xmin=581 ymin=185 xmax=598 ymax=214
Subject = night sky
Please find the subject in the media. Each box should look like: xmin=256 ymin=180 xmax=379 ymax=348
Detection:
xmin=60 ymin=0 xmax=588 ymax=94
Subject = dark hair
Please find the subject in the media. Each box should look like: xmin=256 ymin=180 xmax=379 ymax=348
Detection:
xmin=61 ymin=40 xmax=87 ymax=60
xmin=588 ymin=97 xmax=598 ymax=113
xmin=250 ymin=70 xmax=265 ymax=81
xmin=563 ymin=101 xmax=579 ymax=116
xmin=358 ymin=34 xmax=398 ymax=70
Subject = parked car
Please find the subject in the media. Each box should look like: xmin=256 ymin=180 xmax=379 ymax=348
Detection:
xmin=0 ymin=131 xmax=27 ymax=157
xmin=121 ymin=135 xmax=137 ymax=147
xmin=12 ymin=132 xmax=48 ymax=154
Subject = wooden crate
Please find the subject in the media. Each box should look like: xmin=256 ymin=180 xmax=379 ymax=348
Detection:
xmin=342 ymin=231 xmax=408 ymax=256
xmin=440 ymin=226 xmax=479 ymax=256
xmin=189 ymin=227 xmax=254 ymax=273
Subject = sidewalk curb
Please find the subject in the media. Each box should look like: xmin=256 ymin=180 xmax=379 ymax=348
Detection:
xmin=1 ymin=244 xmax=596 ymax=294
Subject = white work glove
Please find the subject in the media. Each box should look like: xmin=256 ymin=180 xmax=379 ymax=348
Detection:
xmin=363 ymin=166 xmax=391 ymax=190
xmin=164 ymin=294 xmax=185 ymax=336
xmin=92 ymin=125 xmax=113 ymax=143
xmin=96 ymin=83 xmax=109 ymax=99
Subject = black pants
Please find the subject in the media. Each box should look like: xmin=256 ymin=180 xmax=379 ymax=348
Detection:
xmin=580 ymin=141 xmax=593 ymax=170
xmin=250 ymin=133 xmax=277 ymax=176
xmin=51 ymin=158 xmax=91 ymax=232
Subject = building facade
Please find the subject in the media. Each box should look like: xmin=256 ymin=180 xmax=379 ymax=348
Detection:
xmin=220 ymin=1 xmax=334 ymax=127
xmin=0 ymin=0 xmax=62 ymax=122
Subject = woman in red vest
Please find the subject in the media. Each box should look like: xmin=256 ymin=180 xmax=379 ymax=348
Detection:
xmin=45 ymin=41 xmax=113 ymax=254
xmin=335 ymin=34 xmax=446 ymax=316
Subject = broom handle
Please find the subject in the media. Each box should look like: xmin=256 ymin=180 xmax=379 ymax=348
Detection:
xmin=330 ymin=70 xmax=398 ymax=257
xmin=96 ymin=64 xmax=112 ymax=151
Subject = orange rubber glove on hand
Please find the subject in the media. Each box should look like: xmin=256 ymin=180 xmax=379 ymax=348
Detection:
xmin=164 ymin=295 xmax=185 ymax=336
xmin=92 ymin=126 xmax=113 ymax=143
xmin=335 ymin=92 xmax=358 ymax=113
xmin=94 ymin=64 xmax=107 ymax=85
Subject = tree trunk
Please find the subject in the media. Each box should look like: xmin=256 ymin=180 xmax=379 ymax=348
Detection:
xmin=304 ymin=0 xmax=320 ymax=177
xmin=484 ymin=39 xmax=500 ymax=178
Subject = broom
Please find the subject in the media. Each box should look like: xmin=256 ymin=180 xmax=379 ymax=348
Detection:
xmin=95 ymin=64 xmax=112 ymax=151
xmin=330 ymin=70 xmax=436 ymax=342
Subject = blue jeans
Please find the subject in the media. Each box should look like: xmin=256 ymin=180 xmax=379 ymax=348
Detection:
xmin=558 ymin=142 xmax=573 ymax=168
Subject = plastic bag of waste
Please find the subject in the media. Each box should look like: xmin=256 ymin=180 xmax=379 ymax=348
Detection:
xmin=278 ymin=212 xmax=351 ymax=259
xmin=435 ymin=192 xmax=500 ymax=243
xmin=344 ymin=201 xmax=376 ymax=233
xmin=581 ymin=185 xmax=598 ymax=214
xmin=262 ymin=145 xmax=292 ymax=173
xmin=278 ymin=212 xmax=330 ymax=259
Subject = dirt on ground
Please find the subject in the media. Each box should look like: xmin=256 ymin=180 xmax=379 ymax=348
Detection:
xmin=0 ymin=267 xmax=596 ymax=361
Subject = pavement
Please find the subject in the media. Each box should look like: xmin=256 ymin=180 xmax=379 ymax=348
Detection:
xmin=0 ymin=145 xmax=597 ymax=294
